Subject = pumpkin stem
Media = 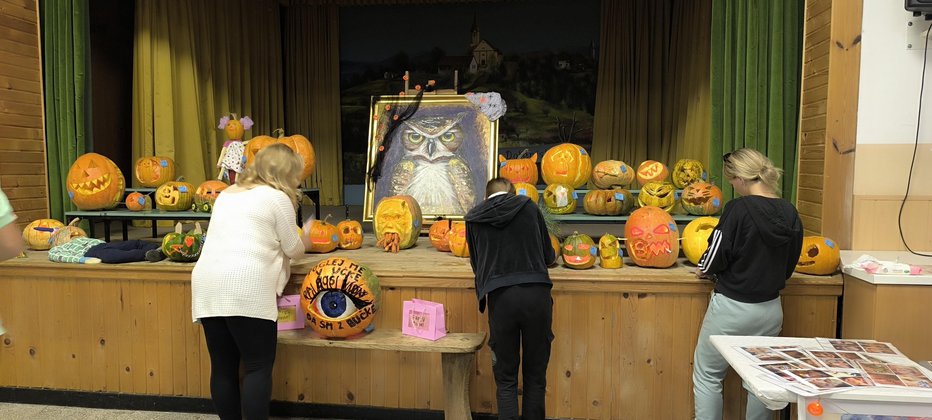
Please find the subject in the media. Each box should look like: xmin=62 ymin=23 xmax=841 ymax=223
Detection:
xmin=273 ymin=128 xmax=285 ymax=138
xmin=68 ymin=218 xmax=81 ymax=227
xmin=230 ymin=113 xmax=238 ymax=120
xmin=174 ymin=222 xmax=183 ymax=234
xmin=323 ymin=214 xmax=332 ymax=225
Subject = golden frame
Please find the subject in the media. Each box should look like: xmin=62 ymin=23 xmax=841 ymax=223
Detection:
xmin=363 ymin=94 xmax=499 ymax=222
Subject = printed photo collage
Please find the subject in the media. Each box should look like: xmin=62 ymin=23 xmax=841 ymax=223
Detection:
xmin=735 ymin=339 xmax=932 ymax=396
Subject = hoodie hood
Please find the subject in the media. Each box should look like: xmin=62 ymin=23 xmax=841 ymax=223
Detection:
xmin=742 ymin=196 xmax=803 ymax=247
xmin=465 ymin=194 xmax=530 ymax=228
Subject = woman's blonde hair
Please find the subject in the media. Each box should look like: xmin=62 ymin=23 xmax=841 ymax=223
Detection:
xmin=237 ymin=143 xmax=304 ymax=208
xmin=723 ymin=148 xmax=783 ymax=196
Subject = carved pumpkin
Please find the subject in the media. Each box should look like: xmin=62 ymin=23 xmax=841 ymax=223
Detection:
xmin=637 ymin=181 xmax=677 ymax=212
xmin=796 ymin=236 xmax=841 ymax=275
xmin=562 ymin=231 xmax=596 ymax=269
xmin=583 ymin=189 xmax=634 ymax=216
xmin=125 ymin=192 xmax=152 ymax=212
xmin=540 ymin=143 xmax=592 ymax=188
xmin=429 ymin=219 xmax=453 ymax=251
xmin=681 ymin=181 xmax=724 ymax=216
xmin=307 ymin=216 xmax=340 ymax=253
xmin=499 ymin=153 xmax=539 ymax=185
xmin=134 ymin=156 xmax=176 ymax=188
xmin=514 ymin=182 xmax=540 ymax=204
xmin=625 ymin=206 xmax=680 ymax=268
xmin=636 ymin=160 xmax=669 ymax=186
xmin=22 ymin=219 xmax=65 ymax=250
xmin=66 ymin=153 xmax=125 ymax=210
xmin=542 ymin=183 xmax=576 ymax=214
xmin=671 ymin=159 xmax=706 ymax=189
xmin=337 ymin=219 xmax=363 ymax=250
xmin=373 ymin=195 xmax=422 ymax=252
xmin=598 ymin=233 xmax=624 ymax=269
xmin=447 ymin=221 xmax=469 ymax=257
xmin=592 ymin=160 xmax=635 ymax=189
xmin=161 ymin=222 xmax=204 ymax=262
xmin=549 ymin=234 xmax=561 ymax=265
xmin=300 ymin=257 xmax=381 ymax=338
xmin=192 ymin=180 xmax=229 ymax=213
xmin=155 ymin=178 xmax=195 ymax=211
xmin=245 ymin=129 xmax=316 ymax=181
xmin=681 ymin=217 xmax=719 ymax=265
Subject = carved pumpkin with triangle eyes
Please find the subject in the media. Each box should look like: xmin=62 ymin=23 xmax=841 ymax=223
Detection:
xmin=671 ymin=159 xmax=706 ymax=189
xmin=636 ymin=160 xmax=669 ymax=186
xmin=681 ymin=181 xmax=724 ymax=216
xmin=562 ymin=231 xmax=597 ymax=269
xmin=681 ymin=217 xmax=719 ymax=265
xmin=598 ymin=233 xmax=624 ymax=269
xmin=583 ymin=189 xmax=634 ymax=216
xmin=513 ymin=182 xmax=539 ymax=204
xmin=429 ymin=219 xmax=452 ymax=252
xmin=155 ymin=178 xmax=195 ymax=211
xmin=134 ymin=156 xmax=176 ymax=188
xmin=66 ymin=153 xmax=126 ymax=210
xmin=447 ymin=221 xmax=469 ymax=257
xmin=499 ymin=153 xmax=539 ymax=185
xmin=301 ymin=257 xmax=381 ymax=338
xmin=592 ymin=160 xmax=635 ymax=189
xmin=542 ymin=183 xmax=576 ymax=214
xmin=541 ymin=143 xmax=592 ymax=188
xmin=336 ymin=219 xmax=363 ymax=250
xmin=625 ymin=206 xmax=680 ymax=268
xmin=638 ymin=181 xmax=677 ymax=212
xmin=796 ymin=236 xmax=840 ymax=275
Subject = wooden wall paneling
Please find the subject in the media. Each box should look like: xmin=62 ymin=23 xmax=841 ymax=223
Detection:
xmin=552 ymin=291 xmax=573 ymax=415
xmin=840 ymin=275 xmax=876 ymax=340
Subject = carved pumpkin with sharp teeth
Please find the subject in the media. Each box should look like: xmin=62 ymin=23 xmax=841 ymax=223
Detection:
xmin=681 ymin=181 xmax=724 ymax=216
xmin=161 ymin=222 xmax=204 ymax=262
xmin=155 ymin=178 xmax=195 ymax=211
xmin=638 ymin=181 xmax=677 ymax=212
xmin=636 ymin=160 xmax=669 ymax=186
xmin=625 ymin=206 xmax=679 ymax=268
xmin=681 ymin=217 xmax=719 ymax=265
xmin=66 ymin=153 xmax=125 ymax=210
xmin=795 ymin=236 xmax=840 ymax=275
xmin=134 ymin=156 xmax=176 ymax=188
xmin=592 ymin=160 xmax=635 ymax=189
xmin=499 ymin=153 xmax=539 ymax=185
xmin=542 ymin=183 xmax=576 ymax=214
xmin=541 ymin=143 xmax=591 ymax=188
xmin=562 ymin=231 xmax=597 ymax=269
xmin=337 ymin=219 xmax=363 ymax=250
xmin=671 ymin=159 xmax=706 ymax=188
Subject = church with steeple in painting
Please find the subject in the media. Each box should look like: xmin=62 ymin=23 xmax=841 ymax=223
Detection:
xmin=468 ymin=13 xmax=501 ymax=74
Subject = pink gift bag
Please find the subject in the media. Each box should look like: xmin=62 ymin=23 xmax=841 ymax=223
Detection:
xmin=402 ymin=298 xmax=447 ymax=340
xmin=276 ymin=295 xmax=305 ymax=331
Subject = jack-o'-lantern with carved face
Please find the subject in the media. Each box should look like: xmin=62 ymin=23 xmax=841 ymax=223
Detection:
xmin=447 ymin=221 xmax=469 ymax=257
xmin=598 ymin=233 xmax=624 ymax=269
xmin=671 ymin=159 xmax=706 ymax=189
xmin=513 ymin=182 xmax=539 ymax=204
xmin=301 ymin=257 xmax=382 ymax=338
xmin=307 ymin=216 xmax=340 ymax=253
xmin=155 ymin=178 xmax=195 ymax=211
xmin=66 ymin=153 xmax=126 ymax=210
xmin=681 ymin=217 xmax=719 ymax=265
xmin=796 ymin=236 xmax=841 ymax=275
xmin=583 ymin=189 xmax=634 ymax=216
xmin=542 ymin=183 xmax=576 ymax=214
xmin=22 ymin=219 xmax=65 ymax=250
xmin=429 ymin=219 xmax=452 ymax=251
xmin=373 ymin=195 xmax=422 ymax=252
xmin=541 ymin=143 xmax=592 ymax=188
xmin=562 ymin=231 xmax=597 ymax=269
xmin=592 ymin=160 xmax=635 ymax=189
xmin=681 ymin=181 xmax=723 ymax=216
xmin=337 ymin=219 xmax=363 ymax=250
xmin=636 ymin=160 xmax=669 ymax=186
xmin=499 ymin=153 xmax=539 ymax=185
xmin=192 ymin=180 xmax=229 ymax=212
xmin=134 ymin=156 xmax=176 ymax=188
xmin=625 ymin=206 xmax=680 ymax=268
xmin=637 ymin=181 xmax=677 ymax=212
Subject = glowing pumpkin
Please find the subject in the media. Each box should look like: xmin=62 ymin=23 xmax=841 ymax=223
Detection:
xmin=562 ymin=231 xmax=596 ymax=269
xmin=513 ymin=182 xmax=540 ymax=204
xmin=541 ymin=143 xmax=592 ymax=188
xmin=671 ymin=159 xmax=706 ymax=189
xmin=337 ymin=219 xmax=363 ymax=250
xmin=599 ymin=233 xmax=623 ymax=269
xmin=796 ymin=236 xmax=841 ymax=275
xmin=447 ymin=221 xmax=469 ymax=257
xmin=66 ymin=153 xmax=125 ymax=210
xmin=300 ymin=257 xmax=381 ymax=338
xmin=134 ymin=156 xmax=176 ymax=188
xmin=583 ymin=189 xmax=634 ymax=216
xmin=192 ymin=180 xmax=229 ymax=213
xmin=245 ymin=129 xmax=316 ymax=181
xmin=681 ymin=217 xmax=719 ymax=265
xmin=636 ymin=160 xmax=669 ymax=186
xmin=161 ymin=222 xmax=204 ymax=262
xmin=22 ymin=219 xmax=65 ymax=250
xmin=681 ymin=182 xmax=724 ymax=216
xmin=499 ymin=153 xmax=539 ymax=185
xmin=307 ymin=216 xmax=340 ymax=253
xmin=429 ymin=219 xmax=452 ymax=252
xmin=373 ymin=195 xmax=422 ymax=252
xmin=542 ymin=183 xmax=576 ymax=214
xmin=625 ymin=206 xmax=680 ymax=268
xmin=125 ymin=192 xmax=151 ymax=212
xmin=155 ymin=178 xmax=195 ymax=211
xmin=637 ymin=181 xmax=677 ymax=212
xmin=592 ymin=160 xmax=635 ymax=189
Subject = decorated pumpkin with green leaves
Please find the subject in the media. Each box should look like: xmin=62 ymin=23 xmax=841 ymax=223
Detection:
xmin=161 ymin=222 xmax=204 ymax=262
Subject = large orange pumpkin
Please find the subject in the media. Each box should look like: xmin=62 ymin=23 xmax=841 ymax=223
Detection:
xmin=598 ymin=233 xmax=623 ymax=269
xmin=499 ymin=153 xmax=539 ymax=185
xmin=583 ymin=189 xmax=634 ymax=216
xmin=540 ymin=143 xmax=592 ymax=188
xmin=796 ymin=236 xmax=841 ymax=275
xmin=636 ymin=160 xmax=669 ymax=186
xmin=592 ymin=160 xmax=635 ymax=189
xmin=193 ymin=180 xmax=229 ymax=212
xmin=22 ymin=219 xmax=65 ymax=250
xmin=245 ymin=129 xmax=316 ymax=181
xmin=671 ymin=159 xmax=706 ymax=189
xmin=542 ymin=183 xmax=576 ymax=214
xmin=429 ymin=219 xmax=453 ymax=252
xmin=300 ymin=257 xmax=381 ymax=338
xmin=373 ymin=195 xmax=422 ymax=252
xmin=624 ymin=206 xmax=680 ymax=268
xmin=562 ymin=231 xmax=596 ymax=269
xmin=447 ymin=221 xmax=469 ymax=257
xmin=513 ymin=182 xmax=539 ymax=204
xmin=155 ymin=178 xmax=195 ymax=211
xmin=66 ymin=153 xmax=125 ymax=210
xmin=125 ymin=192 xmax=151 ymax=212
xmin=134 ymin=156 xmax=176 ymax=188
xmin=681 ymin=181 xmax=724 ymax=216
xmin=337 ymin=219 xmax=363 ymax=250
xmin=681 ymin=217 xmax=719 ymax=265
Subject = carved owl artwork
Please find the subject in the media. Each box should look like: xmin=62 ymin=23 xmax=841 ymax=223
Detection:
xmin=389 ymin=113 xmax=477 ymax=214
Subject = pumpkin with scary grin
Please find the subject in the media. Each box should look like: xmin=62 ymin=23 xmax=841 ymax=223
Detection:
xmin=625 ymin=206 xmax=680 ymax=268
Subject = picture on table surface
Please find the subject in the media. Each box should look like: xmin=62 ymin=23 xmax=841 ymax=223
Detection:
xmin=827 ymin=339 xmax=865 ymax=352
xmin=805 ymin=377 xmax=853 ymax=390
xmin=777 ymin=349 xmax=807 ymax=359
xmin=857 ymin=341 xmax=900 ymax=355
xmin=797 ymin=357 xmax=824 ymax=369
xmin=832 ymin=372 xmax=874 ymax=387
xmin=736 ymin=346 xmax=790 ymax=363
xmin=837 ymin=351 xmax=869 ymax=362
xmin=785 ymin=369 xmax=832 ymax=379
xmin=821 ymin=358 xmax=858 ymax=370
xmin=755 ymin=361 xmax=807 ymax=382
xmin=866 ymin=373 xmax=906 ymax=387
xmin=858 ymin=362 xmax=894 ymax=375
xmin=900 ymin=375 xmax=932 ymax=389
xmin=887 ymin=364 xmax=926 ymax=377
xmin=809 ymin=350 xmax=842 ymax=359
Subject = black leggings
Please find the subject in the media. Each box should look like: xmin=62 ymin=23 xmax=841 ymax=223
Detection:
xmin=201 ymin=316 xmax=277 ymax=420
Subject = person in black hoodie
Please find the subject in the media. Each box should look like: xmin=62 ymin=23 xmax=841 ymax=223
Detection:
xmin=692 ymin=148 xmax=804 ymax=420
xmin=465 ymin=177 xmax=555 ymax=420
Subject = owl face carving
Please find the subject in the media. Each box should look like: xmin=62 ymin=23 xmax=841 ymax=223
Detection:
xmin=401 ymin=113 xmax=466 ymax=161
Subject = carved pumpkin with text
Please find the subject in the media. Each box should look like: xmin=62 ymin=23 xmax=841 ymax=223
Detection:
xmin=637 ymin=181 xmax=677 ymax=212
xmin=541 ymin=143 xmax=591 ymax=188
xmin=373 ymin=195 xmax=422 ymax=252
xmin=22 ymin=219 xmax=65 ymax=250
xmin=161 ymin=222 xmax=204 ymax=262
xmin=583 ymin=189 xmax=634 ymax=216
xmin=66 ymin=153 xmax=125 ymax=210
xmin=681 ymin=182 xmax=723 ymax=216
xmin=592 ymin=160 xmax=635 ymax=189
xmin=429 ymin=219 xmax=452 ymax=252
xmin=499 ymin=153 xmax=539 ymax=185
xmin=301 ymin=257 xmax=381 ymax=338
xmin=625 ymin=206 xmax=680 ymax=268
xmin=542 ymin=183 xmax=576 ymax=214
xmin=599 ymin=233 xmax=624 ymax=269
xmin=796 ymin=236 xmax=841 ymax=275
xmin=125 ymin=192 xmax=151 ymax=212
xmin=134 ymin=156 xmax=176 ymax=188
xmin=681 ymin=217 xmax=719 ymax=265
xmin=245 ymin=129 xmax=316 ymax=180
xmin=307 ymin=216 xmax=340 ymax=253
xmin=447 ymin=221 xmax=469 ymax=257
xmin=337 ymin=219 xmax=363 ymax=250
xmin=636 ymin=160 xmax=669 ymax=186
xmin=513 ymin=182 xmax=539 ymax=204
xmin=155 ymin=178 xmax=195 ymax=211
xmin=671 ymin=159 xmax=706 ymax=189
xmin=193 ymin=180 xmax=229 ymax=213
xmin=562 ymin=231 xmax=596 ymax=269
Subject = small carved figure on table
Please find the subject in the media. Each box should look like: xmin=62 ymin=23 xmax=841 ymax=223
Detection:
xmin=216 ymin=114 xmax=254 ymax=184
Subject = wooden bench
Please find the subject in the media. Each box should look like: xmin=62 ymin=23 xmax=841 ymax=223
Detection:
xmin=278 ymin=328 xmax=485 ymax=419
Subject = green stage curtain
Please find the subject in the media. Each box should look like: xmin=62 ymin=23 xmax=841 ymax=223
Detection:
xmin=41 ymin=0 xmax=91 ymax=221
xmin=709 ymin=0 xmax=802 ymax=202
xmin=591 ymin=0 xmax=712 ymax=173
xmin=132 ymin=0 xmax=284 ymax=187
xmin=285 ymin=4 xmax=343 ymax=205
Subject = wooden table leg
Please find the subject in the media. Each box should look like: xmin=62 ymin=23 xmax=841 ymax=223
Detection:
xmin=442 ymin=352 xmax=474 ymax=420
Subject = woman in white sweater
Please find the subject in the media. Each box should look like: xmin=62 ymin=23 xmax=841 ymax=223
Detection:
xmin=192 ymin=143 xmax=309 ymax=420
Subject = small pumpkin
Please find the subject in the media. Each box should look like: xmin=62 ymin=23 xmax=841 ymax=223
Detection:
xmin=637 ymin=181 xmax=677 ymax=212
xmin=300 ymin=257 xmax=381 ymax=338
xmin=583 ymin=189 xmax=634 ymax=216
xmin=66 ymin=153 xmax=126 ymax=210
xmin=513 ymin=182 xmax=540 ymax=204
xmin=22 ymin=219 xmax=65 ymax=250
xmin=499 ymin=153 xmax=539 ymax=185
xmin=598 ymin=233 xmax=624 ymax=269
xmin=540 ymin=143 xmax=592 ymax=188
xmin=429 ymin=219 xmax=453 ymax=252
xmin=562 ymin=231 xmax=597 ymax=269
xmin=125 ymin=192 xmax=152 ymax=212
xmin=447 ymin=221 xmax=469 ymax=257
xmin=337 ymin=219 xmax=364 ymax=250
xmin=192 ymin=180 xmax=229 ymax=213
xmin=671 ymin=159 xmax=706 ymax=189
xmin=134 ymin=156 xmax=176 ymax=188
xmin=796 ymin=236 xmax=841 ymax=275
xmin=161 ymin=222 xmax=204 ymax=262
xmin=636 ymin=160 xmax=669 ymax=186
xmin=681 ymin=217 xmax=719 ymax=265
xmin=48 ymin=218 xmax=88 ymax=248
xmin=625 ymin=206 xmax=680 ymax=268
xmin=542 ymin=183 xmax=576 ymax=214
xmin=155 ymin=178 xmax=195 ymax=211
xmin=373 ymin=195 xmax=422 ymax=252
xmin=307 ymin=215 xmax=340 ymax=253
xmin=245 ymin=129 xmax=316 ymax=181
xmin=681 ymin=182 xmax=724 ymax=216
xmin=592 ymin=160 xmax=635 ymax=189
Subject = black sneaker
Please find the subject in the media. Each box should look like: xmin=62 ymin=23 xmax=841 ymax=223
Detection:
xmin=145 ymin=249 xmax=166 ymax=262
